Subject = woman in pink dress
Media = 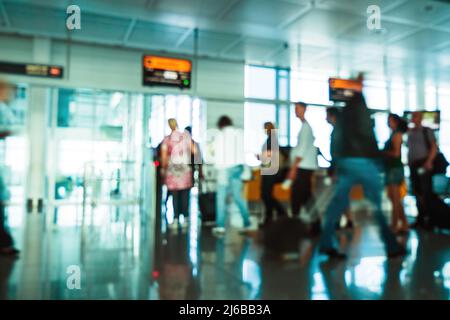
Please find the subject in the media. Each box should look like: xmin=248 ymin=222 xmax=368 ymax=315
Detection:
xmin=161 ymin=118 xmax=194 ymax=228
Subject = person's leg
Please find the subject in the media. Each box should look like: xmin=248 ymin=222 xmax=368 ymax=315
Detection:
xmin=298 ymin=169 xmax=313 ymax=210
xmin=409 ymin=165 xmax=426 ymax=225
xmin=171 ymin=190 xmax=181 ymax=223
xmin=319 ymin=167 xmax=354 ymax=251
xmin=361 ymin=160 xmax=401 ymax=254
xmin=229 ymin=166 xmax=251 ymax=228
xmin=0 ymin=202 xmax=13 ymax=249
xmin=215 ymin=169 xmax=228 ymax=229
xmin=180 ymin=189 xmax=190 ymax=226
xmin=261 ymin=176 xmax=274 ymax=223
xmin=393 ymin=184 xmax=409 ymax=232
xmin=420 ymin=170 xmax=434 ymax=227
xmin=387 ymin=185 xmax=398 ymax=230
xmin=291 ymin=169 xmax=302 ymax=217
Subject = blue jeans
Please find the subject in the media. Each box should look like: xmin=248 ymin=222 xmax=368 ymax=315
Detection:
xmin=319 ymin=158 xmax=401 ymax=254
xmin=216 ymin=165 xmax=251 ymax=228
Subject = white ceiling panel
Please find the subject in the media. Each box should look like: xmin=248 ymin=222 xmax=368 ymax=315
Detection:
xmin=340 ymin=20 xmax=420 ymax=44
xmin=152 ymin=0 xmax=233 ymax=18
xmin=179 ymin=30 xmax=241 ymax=55
xmin=391 ymin=29 xmax=450 ymax=51
xmin=385 ymin=0 xmax=450 ymax=25
xmin=322 ymin=0 xmax=400 ymax=14
xmin=128 ymin=21 xmax=189 ymax=49
xmin=288 ymin=8 xmax=362 ymax=40
xmin=71 ymin=13 xmax=130 ymax=42
xmin=3 ymin=1 xmax=66 ymax=36
xmin=227 ymin=37 xmax=285 ymax=61
xmin=224 ymin=0 xmax=307 ymax=26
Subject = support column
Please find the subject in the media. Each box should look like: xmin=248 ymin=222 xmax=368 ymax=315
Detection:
xmin=25 ymin=37 xmax=51 ymax=213
xmin=19 ymin=37 xmax=52 ymax=299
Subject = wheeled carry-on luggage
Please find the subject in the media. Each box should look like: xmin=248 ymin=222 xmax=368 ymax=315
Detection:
xmin=429 ymin=193 xmax=450 ymax=231
xmin=198 ymin=166 xmax=217 ymax=226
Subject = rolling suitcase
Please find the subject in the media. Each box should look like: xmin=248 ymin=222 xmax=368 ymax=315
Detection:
xmin=262 ymin=217 xmax=307 ymax=254
xmin=429 ymin=193 xmax=450 ymax=231
xmin=198 ymin=168 xmax=217 ymax=226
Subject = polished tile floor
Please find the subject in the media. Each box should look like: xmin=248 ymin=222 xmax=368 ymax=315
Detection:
xmin=1 ymin=200 xmax=449 ymax=300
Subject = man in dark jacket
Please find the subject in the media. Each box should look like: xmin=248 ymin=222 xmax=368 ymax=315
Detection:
xmin=318 ymin=92 xmax=406 ymax=259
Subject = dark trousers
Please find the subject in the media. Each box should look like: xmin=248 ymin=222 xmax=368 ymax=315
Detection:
xmin=169 ymin=189 xmax=190 ymax=220
xmin=261 ymin=175 xmax=286 ymax=222
xmin=0 ymin=202 xmax=13 ymax=249
xmin=409 ymin=161 xmax=433 ymax=225
xmin=291 ymin=168 xmax=313 ymax=217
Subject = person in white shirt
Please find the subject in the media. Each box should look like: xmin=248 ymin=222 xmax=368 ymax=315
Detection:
xmin=287 ymin=102 xmax=319 ymax=218
xmin=212 ymin=116 xmax=251 ymax=236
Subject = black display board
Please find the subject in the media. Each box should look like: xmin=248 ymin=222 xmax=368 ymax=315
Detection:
xmin=0 ymin=61 xmax=63 ymax=78
xmin=142 ymin=55 xmax=191 ymax=89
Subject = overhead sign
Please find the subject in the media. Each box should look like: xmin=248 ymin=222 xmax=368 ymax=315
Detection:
xmin=142 ymin=55 xmax=192 ymax=89
xmin=0 ymin=61 xmax=63 ymax=79
xmin=329 ymin=78 xmax=363 ymax=102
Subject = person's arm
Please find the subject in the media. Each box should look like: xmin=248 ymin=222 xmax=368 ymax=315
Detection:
xmin=424 ymin=130 xmax=438 ymax=171
xmin=383 ymin=133 xmax=402 ymax=158
xmin=160 ymin=142 xmax=169 ymax=180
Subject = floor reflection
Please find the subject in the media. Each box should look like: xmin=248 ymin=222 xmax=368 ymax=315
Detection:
xmin=0 ymin=202 xmax=449 ymax=300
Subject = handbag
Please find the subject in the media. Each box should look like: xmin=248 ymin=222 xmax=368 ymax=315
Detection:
xmin=422 ymin=128 xmax=449 ymax=175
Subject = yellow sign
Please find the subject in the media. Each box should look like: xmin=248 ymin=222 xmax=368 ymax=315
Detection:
xmin=143 ymin=56 xmax=191 ymax=73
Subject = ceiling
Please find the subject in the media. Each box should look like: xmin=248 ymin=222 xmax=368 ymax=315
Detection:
xmin=1 ymin=0 xmax=450 ymax=84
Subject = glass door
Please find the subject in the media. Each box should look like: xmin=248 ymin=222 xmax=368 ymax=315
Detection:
xmin=48 ymin=88 xmax=144 ymax=227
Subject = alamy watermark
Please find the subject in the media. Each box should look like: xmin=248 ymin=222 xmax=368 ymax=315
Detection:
xmin=66 ymin=5 xmax=81 ymax=30
xmin=367 ymin=5 xmax=382 ymax=31
xmin=66 ymin=265 xmax=82 ymax=290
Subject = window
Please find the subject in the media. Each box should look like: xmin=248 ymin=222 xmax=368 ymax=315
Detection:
xmin=390 ymin=83 xmax=406 ymax=115
xmin=244 ymin=103 xmax=276 ymax=165
xmin=407 ymin=84 xmax=417 ymax=111
xmin=291 ymin=72 xmax=330 ymax=105
xmin=245 ymin=65 xmax=276 ymax=99
xmin=363 ymin=80 xmax=388 ymax=110
xmin=244 ymin=65 xmax=291 ymax=160
xmin=426 ymin=86 xmax=437 ymax=111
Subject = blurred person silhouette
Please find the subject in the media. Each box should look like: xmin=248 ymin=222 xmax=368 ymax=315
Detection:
xmin=161 ymin=118 xmax=195 ymax=230
xmin=0 ymin=80 xmax=19 ymax=257
xmin=407 ymin=111 xmax=437 ymax=229
xmin=382 ymin=113 xmax=409 ymax=234
xmin=318 ymin=92 xmax=406 ymax=259
xmin=259 ymin=122 xmax=286 ymax=226
xmin=326 ymin=107 xmax=354 ymax=230
xmin=211 ymin=116 xmax=251 ymax=236
xmin=286 ymin=102 xmax=319 ymax=218
xmin=184 ymin=126 xmax=203 ymax=184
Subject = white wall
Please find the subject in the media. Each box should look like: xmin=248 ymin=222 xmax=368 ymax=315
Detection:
xmin=0 ymin=34 xmax=245 ymax=129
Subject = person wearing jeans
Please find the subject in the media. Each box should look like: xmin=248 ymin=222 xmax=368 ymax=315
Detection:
xmin=318 ymin=90 xmax=406 ymax=259
xmin=212 ymin=116 xmax=251 ymax=236
xmin=319 ymin=158 xmax=403 ymax=256
xmin=215 ymin=165 xmax=251 ymax=231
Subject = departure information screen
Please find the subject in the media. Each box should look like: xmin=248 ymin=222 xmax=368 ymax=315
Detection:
xmin=142 ymin=55 xmax=192 ymax=89
xmin=0 ymin=61 xmax=63 ymax=78
xmin=329 ymin=78 xmax=363 ymax=102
